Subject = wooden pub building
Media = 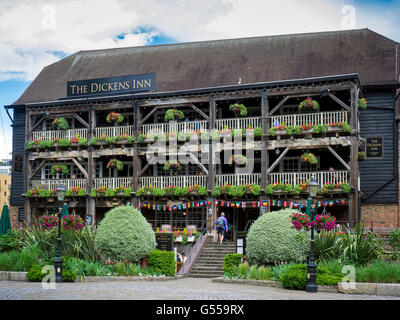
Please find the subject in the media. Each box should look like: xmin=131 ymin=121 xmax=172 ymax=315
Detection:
xmin=5 ymin=28 xmax=400 ymax=239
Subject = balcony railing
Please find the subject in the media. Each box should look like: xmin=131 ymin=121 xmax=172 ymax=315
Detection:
xmin=269 ymin=171 xmax=349 ymax=187
xmin=31 ymin=179 xmax=87 ymax=190
xmin=94 ymin=177 xmax=132 ymax=189
xmin=95 ymin=126 xmax=134 ymax=138
xmin=31 ymin=128 xmax=88 ymax=141
xmin=139 ymin=175 xmax=207 ymax=188
xmin=269 ymin=111 xmax=348 ymax=128
xmin=216 ymin=174 xmax=261 ymax=186
xmin=141 ymin=121 xmax=208 ymax=136
xmin=215 ymin=117 xmax=261 ymax=130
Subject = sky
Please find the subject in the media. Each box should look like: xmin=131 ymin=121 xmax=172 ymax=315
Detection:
xmin=0 ymin=0 xmax=399 ymax=160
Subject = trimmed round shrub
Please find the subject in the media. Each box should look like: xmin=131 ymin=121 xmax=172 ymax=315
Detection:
xmin=246 ymin=208 xmax=310 ymax=265
xmin=27 ymin=264 xmax=50 ymax=282
xmin=147 ymin=249 xmax=176 ymax=276
xmin=223 ymin=253 xmax=243 ymax=276
xmin=95 ymin=206 xmax=156 ymax=262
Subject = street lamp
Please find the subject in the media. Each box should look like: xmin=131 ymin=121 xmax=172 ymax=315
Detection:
xmin=55 ymin=184 xmax=66 ymax=283
xmin=306 ymin=175 xmax=319 ymax=293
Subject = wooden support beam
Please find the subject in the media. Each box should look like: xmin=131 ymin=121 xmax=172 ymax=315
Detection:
xmin=72 ymin=113 xmax=89 ymax=128
xmin=189 ymin=153 xmax=208 ymax=175
xmin=327 ymin=146 xmax=350 ymax=171
xmin=208 ymin=99 xmax=216 ymax=190
xmin=138 ymin=161 xmax=152 ymax=177
xmin=328 ymin=93 xmax=350 ymax=111
xmin=138 ymin=106 xmax=160 ymax=125
xmin=267 ymin=147 xmax=290 ymax=174
xmin=189 ymin=104 xmax=209 ymax=120
xmin=29 ymin=159 xmax=47 ymax=180
xmin=268 ymin=96 xmax=289 ymax=116
xmin=72 ymin=157 xmax=88 ymax=179
xmin=260 ymin=94 xmax=268 ymax=189
xmin=29 ymin=114 xmax=48 ymax=135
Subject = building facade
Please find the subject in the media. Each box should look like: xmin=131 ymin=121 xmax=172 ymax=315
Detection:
xmin=4 ymin=28 xmax=400 ymax=237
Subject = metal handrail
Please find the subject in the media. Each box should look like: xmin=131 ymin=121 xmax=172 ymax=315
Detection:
xmin=178 ymin=221 xmax=209 ymax=276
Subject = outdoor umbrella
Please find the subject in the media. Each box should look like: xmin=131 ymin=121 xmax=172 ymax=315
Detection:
xmin=0 ymin=204 xmax=12 ymax=235
xmin=61 ymin=203 xmax=69 ymax=218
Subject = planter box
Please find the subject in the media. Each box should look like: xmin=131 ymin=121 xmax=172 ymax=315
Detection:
xmin=175 ymin=236 xmax=183 ymax=242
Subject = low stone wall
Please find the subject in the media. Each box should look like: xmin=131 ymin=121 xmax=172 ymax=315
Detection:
xmin=213 ymin=278 xmax=400 ymax=296
xmin=0 ymin=271 xmax=28 ymax=281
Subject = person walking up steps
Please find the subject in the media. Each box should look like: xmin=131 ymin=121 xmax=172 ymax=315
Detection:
xmin=215 ymin=212 xmax=228 ymax=244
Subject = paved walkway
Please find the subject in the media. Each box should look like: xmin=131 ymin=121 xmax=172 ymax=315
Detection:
xmin=0 ymin=278 xmax=399 ymax=300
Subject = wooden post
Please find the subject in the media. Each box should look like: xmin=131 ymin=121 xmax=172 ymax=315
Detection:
xmin=132 ymin=99 xmax=140 ymax=208
xmin=87 ymin=104 xmax=96 ymax=225
xmin=24 ymin=108 xmax=32 ymax=225
xmin=208 ymin=98 xmax=216 ymax=236
xmin=349 ymin=85 xmax=360 ymax=226
xmin=260 ymin=94 xmax=269 ymax=214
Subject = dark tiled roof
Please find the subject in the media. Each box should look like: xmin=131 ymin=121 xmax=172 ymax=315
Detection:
xmin=13 ymin=28 xmax=400 ymax=105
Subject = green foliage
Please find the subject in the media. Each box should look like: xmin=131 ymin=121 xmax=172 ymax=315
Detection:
xmin=56 ymin=139 xmax=71 ymax=147
xmin=223 ymin=253 xmax=243 ymax=276
xmin=285 ymin=125 xmax=302 ymax=136
xmin=0 ymin=230 xmax=23 ymax=252
xmin=89 ymin=137 xmax=99 ymax=145
xmin=280 ymin=264 xmax=344 ymax=290
xmin=355 ymin=260 xmax=400 ymax=283
xmin=270 ymin=263 xmax=295 ymax=281
xmin=314 ymin=230 xmax=342 ymax=262
xmin=228 ymin=185 xmax=245 ymax=198
xmin=0 ymin=246 xmax=46 ymax=271
xmin=388 ymin=229 xmax=400 ymax=260
xmin=164 ymin=109 xmax=184 ymax=122
xmin=27 ymin=264 xmax=50 ymax=282
xmin=253 ymin=127 xmax=264 ymax=137
xmin=147 ymin=249 xmax=176 ymax=276
xmin=312 ymin=124 xmax=328 ymax=134
xmin=62 ymin=269 xmax=77 ymax=282
xmin=266 ymin=182 xmax=293 ymax=194
xmin=51 ymin=117 xmax=69 ymax=130
xmin=39 ymin=140 xmax=55 ymax=149
xmin=50 ymin=165 xmax=69 ymax=176
xmin=340 ymin=122 xmax=351 ymax=133
xmin=95 ymin=206 xmax=156 ymax=262
xmin=338 ymin=224 xmax=384 ymax=265
xmin=255 ymin=266 xmax=272 ymax=280
xmin=268 ymin=127 xmax=277 ymax=136
xmin=249 ymin=265 xmax=258 ymax=280
xmin=238 ymin=261 xmax=250 ymax=278
xmin=229 ymin=103 xmax=248 ymax=116
xmin=63 ymin=257 xmax=111 ymax=276
xmin=137 ymin=134 xmax=146 ymax=143
xmin=246 ymin=209 xmax=310 ymax=265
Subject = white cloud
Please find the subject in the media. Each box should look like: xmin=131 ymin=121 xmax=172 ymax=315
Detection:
xmin=0 ymin=0 xmax=398 ymax=82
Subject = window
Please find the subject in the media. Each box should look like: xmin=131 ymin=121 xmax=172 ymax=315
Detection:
xmin=279 ymin=156 xmax=320 ymax=173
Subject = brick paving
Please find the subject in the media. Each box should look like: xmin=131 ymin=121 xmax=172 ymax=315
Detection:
xmin=0 ymin=278 xmax=399 ymax=300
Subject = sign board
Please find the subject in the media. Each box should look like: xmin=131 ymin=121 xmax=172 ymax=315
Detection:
xmin=156 ymin=233 xmax=173 ymax=251
xmin=236 ymin=238 xmax=244 ymax=255
xmin=85 ymin=214 xmax=92 ymax=226
xmin=67 ymin=73 xmax=156 ymax=97
xmin=366 ymin=136 xmax=383 ymax=159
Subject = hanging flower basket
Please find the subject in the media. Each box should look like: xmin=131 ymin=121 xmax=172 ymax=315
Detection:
xmin=291 ymin=212 xmax=337 ymax=232
xmin=51 ymin=117 xmax=69 ymax=130
xmin=229 ymin=103 xmax=248 ymax=117
xmin=106 ymin=112 xmax=124 ymax=124
xmin=228 ymin=155 xmax=247 ymax=166
xmin=163 ymin=160 xmax=182 ymax=171
xmin=358 ymin=98 xmax=367 ymax=109
xmin=298 ymin=98 xmax=319 ymax=112
xmin=164 ymin=109 xmax=185 ymax=122
xmin=107 ymin=159 xmax=124 ymax=171
xmin=50 ymin=165 xmax=69 ymax=176
xmin=358 ymin=151 xmax=365 ymax=161
xmin=300 ymin=152 xmax=318 ymax=165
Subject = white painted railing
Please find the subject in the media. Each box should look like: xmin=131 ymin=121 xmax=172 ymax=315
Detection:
xmin=94 ymin=177 xmax=132 ymax=189
xmin=30 ymin=179 xmax=87 ymax=190
xmin=141 ymin=121 xmax=208 ymax=136
xmin=139 ymin=175 xmax=207 ymax=188
xmin=95 ymin=126 xmax=133 ymax=138
xmin=31 ymin=129 xmax=88 ymax=141
xmin=216 ymin=117 xmax=261 ymax=130
xmin=216 ymin=174 xmax=261 ymax=186
xmin=269 ymin=171 xmax=349 ymax=187
xmin=269 ymin=111 xmax=348 ymax=128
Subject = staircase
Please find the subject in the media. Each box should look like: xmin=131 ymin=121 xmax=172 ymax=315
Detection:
xmin=188 ymin=237 xmax=236 ymax=278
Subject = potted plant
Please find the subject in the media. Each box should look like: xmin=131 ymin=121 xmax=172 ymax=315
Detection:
xmin=241 ymin=184 xmax=261 ymax=196
xmin=300 ymin=152 xmax=318 ymax=165
xmin=106 ymin=112 xmax=124 ymax=124
xmin=298 ymin=98 xmax=319 ymax=112
xmin=265 ymin=182 xmax=293 ymax=194
xmin=163 ymin=160 xmax=182 ymax=171
xmin=164 ymin=109 xmax=184 ymax=122
xmin=300 ymin=123 xmax=313 ymax=132
xmin=229 ymin=103 xmax=248 ymax=117
xmin=50 ymin=165 xmax=69 ymax=177
xmin=107 ymin=159 xmax=124 ymax=171
xmin=65 ymin=186 xmax=87 ymax=198
xmin=187 ymin=185 xmax=207 ymax=196
xmin=228 ymin=154 xmax=247 ymax=166
xmin=113 ymin=186 xmax=132 ymax=197
xmin=51 ymin=117 xmax=69 ymax=130
xmin=358 ymin=98 xmax=367 ymax=109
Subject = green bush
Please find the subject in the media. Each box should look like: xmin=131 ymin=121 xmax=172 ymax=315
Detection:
xmin=0 ymin=246 xmax=46 ymax=271
xmin=256 ymin=266 xmax=272 ymax=280
xmin=223 ymin=253 xmax=243 ymax=276
xmin=63 ymin=257 xmax=112 ymax=276
xmin=280 ymin=264 xmax=344 ymax=290
xmin=355 ymin=260 xmax=400 ymax=283
xmin=95 ymin=206 xmax=156 ymax=262
xmin=147 ymin=249 xmax=176 ymax=276
xmin=314 ymin=230 xmax=342 ymax=262
xmin=246 ymin=209 xmax=310 ymax=265
xmin=0 ymin=230 xmax=23 ymax=252
xmin=62 ymin=269 xmax=77 ymax=282
xmin=27 ymin=264 xmax=50 ymax=282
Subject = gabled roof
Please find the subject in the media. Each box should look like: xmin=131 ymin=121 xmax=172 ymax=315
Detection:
xmin=13 ymin=28 xmax=400 ymax=105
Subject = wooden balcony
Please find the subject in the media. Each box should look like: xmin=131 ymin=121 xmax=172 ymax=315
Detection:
xmin=269 ymin=111 xmax=348 ymax=127
xmin=141 ymin=121 xmax=208 ymax=136
xmin=94 ymin=126 xmax=133 ymax=138
xmin=139 ymin=175 xmax=207 ymax=188
xmin=94 ymin=177 xmax=132 ymax=189
xmin=216 ymin=174 xmax=261 ymax=186
xmin=215 ymin=117 xmax=261 ymax=130
xmin=31 ymin=128 xmax=88 ymax=141
xmin=31 ymin=179 xmax=87 ymax=190
xmin=269 ymin=171 xmax=349 ymax=187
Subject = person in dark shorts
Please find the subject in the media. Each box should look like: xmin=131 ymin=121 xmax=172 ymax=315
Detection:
xmin=215 ymin=212 xmax=228 ymax=244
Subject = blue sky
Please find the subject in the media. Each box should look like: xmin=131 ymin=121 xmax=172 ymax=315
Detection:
xmin=0 ymin=0 xmax=399 ymax=159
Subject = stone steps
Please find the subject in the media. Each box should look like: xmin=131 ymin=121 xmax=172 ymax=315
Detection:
xmin=188 ymin=239 xmax=236 ymax=278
